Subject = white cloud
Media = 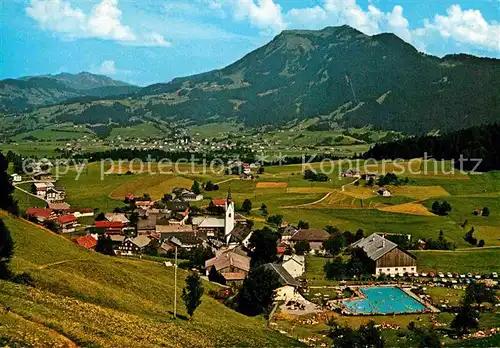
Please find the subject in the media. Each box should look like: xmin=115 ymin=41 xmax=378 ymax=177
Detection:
xmin=97 ymin=60 xmax=117 ymax=75
xmin=211 ymin=0 xmax=498 ymax=55
xmin=422 ymin=5 xmax=500 ymax=52
xmin=215 ymin=0 xmax=287 ymax=34
xmin=26 ymin=0 xmax=171 ymax=47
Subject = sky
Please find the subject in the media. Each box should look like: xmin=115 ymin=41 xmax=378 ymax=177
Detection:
xmin=1 ymin=0 xmax=499 ymax=86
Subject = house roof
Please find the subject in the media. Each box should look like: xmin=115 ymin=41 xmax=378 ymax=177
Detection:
xmin=129 ymin=235 xmax=151 ymax=248
xmin=48 ymin=202 xmax=71 ymax=210
xmin=95 ymin=221 xmax=123 ymax=229
xmin=56 ymin=214 xmax=76 ymax=224
xmin=155 ymin=224 xmax=194 ymax=234
xmin=205 ymin=251 xmax=251 ymax=273
xmin=281 ymin=254 xmax=305 ymax=266
xmin=221 ymin=272 xmax=246 ymax=281
xmin=105 ymin=213 xmax=130 ymax=224
xmin=263 ymin=263 xmax=300 ymax=287
xmin=211 ymin=199 xmax=227 ymax=207
xmin=76 ymin=235 xmax=97 ymax=249
xmin=109 ymin=235 xmax=126 ymax=243
xmin=136 ymin=201 xmax=154 ymax=207
xmin=34 ymin=182 xmax=48 ymax=189
xmin=279 ymin=225 xmax=298 ymax=236
xmin=26 ymin=207 xmax=53 ymax=219
xmin=198 ymin=217 xmax=225 ymax=228
xmin=230 ymin=224 xmax=252 ymax=242
xmin=291 ymin=229 xmax=330 ymax=242
xmin=167 ymin=234 xmax=203 ymax=246
xmin=137 ymin=216 xmax=157 ymax=230
xmin=350 ymin=233 xmax=399 ymax=261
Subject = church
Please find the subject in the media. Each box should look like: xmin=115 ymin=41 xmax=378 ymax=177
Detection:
xmin=192 ymin=188 xmax=244 ymax=245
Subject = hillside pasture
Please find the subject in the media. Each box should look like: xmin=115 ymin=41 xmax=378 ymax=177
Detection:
xmin=109 ymin=175 xmax=194 ymax=200
xmin=0 ymin=213 xmax=298 ymax=347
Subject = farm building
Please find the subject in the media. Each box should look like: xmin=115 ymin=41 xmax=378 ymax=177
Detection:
xmin=279 ymin=254 xmax=305 ymax=278
xmin=55 ymin=214 xmax=77 ymax=233
xmin=263 ymin=263 xmax=300 ymax=301
xmin=205 ymin=251 xmax=251 ymax=287
xmin=290 ymin=229 xmax=330 ymax=254
xmin=350 ymin=233 xmax=417 ymax=276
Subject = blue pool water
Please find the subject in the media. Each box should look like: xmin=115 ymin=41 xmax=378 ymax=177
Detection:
xmin=342 ymin=287 xmax=426 ymax=314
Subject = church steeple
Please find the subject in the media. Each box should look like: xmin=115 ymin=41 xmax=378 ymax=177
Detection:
xmin=226 ymin=186 xmax=232 ymax=204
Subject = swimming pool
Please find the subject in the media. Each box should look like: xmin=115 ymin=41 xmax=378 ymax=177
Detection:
xmin=342 ymin=286 xmax=426 ymax=314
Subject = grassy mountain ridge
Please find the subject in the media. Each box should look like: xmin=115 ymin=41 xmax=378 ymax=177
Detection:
xmin=0 ymin=212 xmax=298 ymax=347
xmin=2 ymin=25 xmax=499 ymax=135
xmin=1 ymin=72 xmax=139 ymax=112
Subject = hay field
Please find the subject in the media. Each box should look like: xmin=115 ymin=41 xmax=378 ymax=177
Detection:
xmin=378 ymin=202 xmax=435 ymax=216
xmin=256 ymin=182 xmax=288 ymax=188
xmin=387 ymin=185 xmax=450 ymax=200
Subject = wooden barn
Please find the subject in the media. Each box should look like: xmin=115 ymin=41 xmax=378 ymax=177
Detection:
xmin=350 ymin=233 xmax=417 ymax=276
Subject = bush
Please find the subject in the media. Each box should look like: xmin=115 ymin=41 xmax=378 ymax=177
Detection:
xmin=11 ymin=272 xmax=35 ymax=287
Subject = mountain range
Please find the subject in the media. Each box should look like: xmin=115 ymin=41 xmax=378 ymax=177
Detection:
xmin=0 ymin=72 xmax=139 ymax=112
xmin=1 ymin=25 xmax=499 ymax=136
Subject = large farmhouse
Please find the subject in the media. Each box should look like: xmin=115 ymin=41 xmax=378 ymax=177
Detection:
xmin=350 ymin=233 xmax=417 ymax=276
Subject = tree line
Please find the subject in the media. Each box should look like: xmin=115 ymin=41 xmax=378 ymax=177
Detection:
xmin=364 ymin=123 xmax=500 ymax=171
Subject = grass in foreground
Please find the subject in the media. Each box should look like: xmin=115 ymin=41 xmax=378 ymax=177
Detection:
xmin=0 ymin=213 xmax=299 ymax=347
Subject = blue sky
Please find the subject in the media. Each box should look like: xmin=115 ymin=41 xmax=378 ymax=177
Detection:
xmin=1 ymin=0 xmax=499 ymax=86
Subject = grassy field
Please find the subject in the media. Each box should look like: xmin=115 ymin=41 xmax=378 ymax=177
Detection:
xmin=414 ymin=249 xmax=500 ymax=274
xmin=0 ymin=212 xmax=298 ymax=347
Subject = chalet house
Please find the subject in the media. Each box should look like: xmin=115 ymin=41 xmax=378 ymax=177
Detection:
xmin=118 ymin=235 xmax=151 ymax=255
xmin=342 ymin=170 xmax=361 ymax=178
xmin=172 ymin=187 xmax=202 ymax=201
xmin=279 ymin=254 xmax=305 ymax=278
xmin=263 ymin=263 xmax=300 ymax=302
xmin=350 ymin=233 xmax=417 ymax=276
xmin=10 ymin=173 xmax=22 ymax=182
xmin=47 ymin=202 xmax=71 ymax=214
xmin=195 ymin=217 xmax=225 ymax=237
xmin=46 ymin=187 xmax=66 ymax=202
xmin=26 ymin=207 xmax=55 ymax=223
xmin=75 ymin=234 xmax=97 ymax=250
xmin=167 ymin=200 xmax=189 ymax=213
xmin=276 ymin=241 xmax=288 ymax=255
xmin=377 ymin=187 xmax=392 ymax=197
xmin=290 ymin=229 xmax=331 ymax=254
xmin=205 ymin=251 xmax=251 ymax=287
xmin=94 ymin=221 xmax=123 ymax=235
xmin=34 ymin=182 xmax=54 ymax=197
xmin=279 ymin=225 xmax=299 ymax=243
xmin=55 ymin=214 xmax=77 ymax=233
xmin=227 ymin=224 xmax=253 ymax=248
xmin=160 ymin=235 xmax=204 ymax=253
xmin=136 ymin=201 xmax=155 ymax=210
xmin=73 ymin=208 xmax=94 ymax=218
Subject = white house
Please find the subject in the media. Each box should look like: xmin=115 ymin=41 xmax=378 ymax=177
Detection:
xmin=263 ymin=263 xmax=301 ymax=302
xmin=11 ymin=173 xmax=22 ymax=182
xmin=280 ymin=254 xmax=305 ymax=278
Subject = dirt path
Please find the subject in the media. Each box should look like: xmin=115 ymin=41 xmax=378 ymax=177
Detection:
xmin=280 ymin=178 xmax=360 ymax=209
xmin=38 ymin=259 xmax=89 ymax=270
xmin=341 ymin=178 xmax=360 ymax=192
xmin=215 ymin=177 xmax=239 ymax=185
xmin=13 ymin=181 xmax=49 ymax=203
xmin=280 ymin=191 xmax=335 ymax=209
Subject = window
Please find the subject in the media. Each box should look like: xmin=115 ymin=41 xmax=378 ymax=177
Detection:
xmin=395 ymin=268 xmax=398 ymax=271
xmin=387 ymin=268 xmax=390 ymax=271
xmin=403 ymin=268 xmax=406 ymax=271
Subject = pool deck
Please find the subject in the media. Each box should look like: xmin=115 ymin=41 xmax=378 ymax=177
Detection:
xmin=335 ymin=284 xmax=440 ymax=315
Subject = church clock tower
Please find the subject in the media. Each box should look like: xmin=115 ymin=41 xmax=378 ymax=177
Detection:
xmin=224 ymin=187 xmax=235 ymax=243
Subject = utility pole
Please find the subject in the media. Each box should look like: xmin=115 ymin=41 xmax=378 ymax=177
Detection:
xmin=173 ymin=245 xmax=177 ymax=319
